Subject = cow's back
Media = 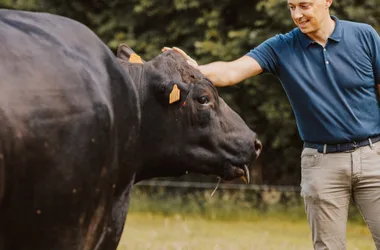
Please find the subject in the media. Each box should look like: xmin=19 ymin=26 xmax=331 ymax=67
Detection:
xmin=0 ymin=10 xmax=140 ymax=250
xmin=0 ymin=10 xmax=115 ymax=128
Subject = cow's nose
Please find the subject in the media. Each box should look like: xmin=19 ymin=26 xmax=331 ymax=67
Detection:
xmin=254 ymin=139 xmax=263 ymax=158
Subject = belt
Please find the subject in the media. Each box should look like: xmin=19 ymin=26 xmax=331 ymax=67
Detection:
xmin=304 ymin=135 xmax=380 ymax=153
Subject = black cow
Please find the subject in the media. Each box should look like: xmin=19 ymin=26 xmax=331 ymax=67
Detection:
xmin=0 ymin=9 xmax=262 ymax=250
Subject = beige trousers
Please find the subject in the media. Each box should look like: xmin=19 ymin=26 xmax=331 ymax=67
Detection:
xmin=301 ymin=141 xmax=380 ymax=250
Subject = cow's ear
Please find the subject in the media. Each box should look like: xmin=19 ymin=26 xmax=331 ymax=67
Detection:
xmin=116 ymin=44 xmax=145 ymax=64
xmin=157 ymin=81 xmax=192 ymax=106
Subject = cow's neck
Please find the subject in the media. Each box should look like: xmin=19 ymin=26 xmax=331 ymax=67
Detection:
xmin=134 ymin=91 xmax=188 ymax=182
xmin=123 ymin=63 xmax=189 ymax=182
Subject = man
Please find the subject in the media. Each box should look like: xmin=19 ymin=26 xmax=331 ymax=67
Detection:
xmin=163 ymin=0 xmax=380 ymax=249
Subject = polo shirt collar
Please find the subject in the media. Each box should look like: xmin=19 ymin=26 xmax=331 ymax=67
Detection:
xmin=329 ymin=16 xmax=342 ymax=42
xmin=299 ymin=15 xmax=342 ymax=48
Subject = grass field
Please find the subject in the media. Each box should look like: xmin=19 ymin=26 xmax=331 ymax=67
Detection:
xmin=117 ymin=212 xmax=375 ymax=250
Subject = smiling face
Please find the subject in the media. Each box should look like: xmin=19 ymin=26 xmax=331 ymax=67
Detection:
xmin=287 ymin=0 xmax=332 ymax=34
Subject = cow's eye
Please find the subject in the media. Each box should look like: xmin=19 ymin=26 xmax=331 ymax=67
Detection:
xmin=198 ymin=96 xmax=209 ymax=104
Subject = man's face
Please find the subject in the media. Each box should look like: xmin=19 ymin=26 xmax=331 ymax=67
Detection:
xmin=287 ymin=0 xmax=331 ymax=34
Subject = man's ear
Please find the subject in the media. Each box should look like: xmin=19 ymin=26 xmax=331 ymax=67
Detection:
xmin=155 ymin=81 xmax=192 ymax=106
xmin=117 ymin=44 xmax=145 ymax=64
xmin=325 ymin=0 xmax=333 ymax=8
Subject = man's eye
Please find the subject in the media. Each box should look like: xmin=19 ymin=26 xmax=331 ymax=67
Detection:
xmin=198 ymin=96 xmax=209 ymax=104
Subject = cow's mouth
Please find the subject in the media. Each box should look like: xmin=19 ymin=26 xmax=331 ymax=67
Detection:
xmin=224 ymin=163 xmax=251 ymax=184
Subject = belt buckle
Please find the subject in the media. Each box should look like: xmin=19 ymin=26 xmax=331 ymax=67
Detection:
xmin=352 ymin=141 xmax=358 ymax=151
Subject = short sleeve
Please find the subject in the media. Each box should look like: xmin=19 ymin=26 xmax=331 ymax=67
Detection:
xmin=369 ymin=27 xmax=380 ymax=85
xmin=246 ymin=35 xmax=283 ymax=75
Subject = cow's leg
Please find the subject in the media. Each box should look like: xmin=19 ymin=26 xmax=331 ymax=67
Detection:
xmin=1 ymin=109 xmax=120 ymax=250
xmin=93 ymin=180 xmax=134 ymax=250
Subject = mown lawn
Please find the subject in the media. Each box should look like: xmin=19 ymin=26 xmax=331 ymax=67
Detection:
xmin=118 ymin=212 xmax=375 ymax=250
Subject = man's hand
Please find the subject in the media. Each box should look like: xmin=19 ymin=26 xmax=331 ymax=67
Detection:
xmin=162 ymin=47 xmax=199 ymax=69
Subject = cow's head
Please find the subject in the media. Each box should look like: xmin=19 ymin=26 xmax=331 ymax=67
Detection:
xmin=116 ymin=44 xmax=262 ymax=183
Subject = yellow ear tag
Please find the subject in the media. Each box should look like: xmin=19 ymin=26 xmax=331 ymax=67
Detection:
xmin=169 ymin=84 xmax=180 ymax=104
xmin=129 ymin=53 xmax=143 ymax=64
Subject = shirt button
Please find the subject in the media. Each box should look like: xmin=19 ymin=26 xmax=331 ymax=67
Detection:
xmin=326 ymin=61 xmax=329 ymax=65
xmin=323 ymin=48 xmax=327 ymax=52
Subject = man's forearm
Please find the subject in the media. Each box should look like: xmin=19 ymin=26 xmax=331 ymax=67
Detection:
xmin=198 ymin=56 xmax=263 ymax=87
xmin=199 ymin=62 xmax=237 ymax=87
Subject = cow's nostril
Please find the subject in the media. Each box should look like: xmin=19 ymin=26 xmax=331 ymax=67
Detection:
xmin=254 ymin=139 xmax=263 ymax=158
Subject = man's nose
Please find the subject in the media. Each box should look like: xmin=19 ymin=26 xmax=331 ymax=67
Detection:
xmin=293 ymin=8 xmax=303 ymax=19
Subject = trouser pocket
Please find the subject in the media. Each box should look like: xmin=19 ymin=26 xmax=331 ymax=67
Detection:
xmin=301 ymin=147 xmax=323 ymax=169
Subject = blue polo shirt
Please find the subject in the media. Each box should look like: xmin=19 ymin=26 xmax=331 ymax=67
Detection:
xmin=247 ymin=16 xmax=380 ymax=144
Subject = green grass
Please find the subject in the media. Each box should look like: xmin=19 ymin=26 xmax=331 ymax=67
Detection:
xmin=118 ymin=212 xmax=375 ymax=250
xmin=119 ymin=184 xmax=374 ymax=249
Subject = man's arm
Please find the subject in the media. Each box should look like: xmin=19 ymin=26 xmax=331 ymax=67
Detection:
xmin=199 ymin=56 xmax=263 ymax=87
xmin=162 ymin=47 xmax=263 ymax=87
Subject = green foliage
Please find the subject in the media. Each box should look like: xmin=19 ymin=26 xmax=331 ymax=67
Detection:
xmin=0 ymin=0 xmax=39 ymax=9
xmin=2 ymin=0 xmax=379 ymax=184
